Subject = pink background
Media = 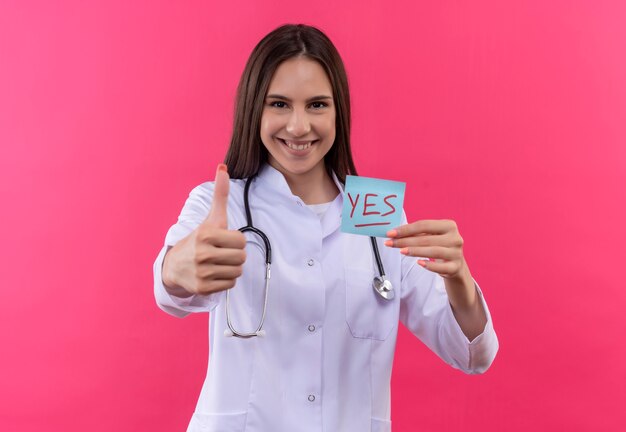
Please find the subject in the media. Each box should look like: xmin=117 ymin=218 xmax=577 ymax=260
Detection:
xmin=1 ymin=1 xmax=625 ymax=431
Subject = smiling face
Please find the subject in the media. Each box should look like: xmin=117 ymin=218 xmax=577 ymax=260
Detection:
xmin=260 ymin=56 xmax=336 ymax=181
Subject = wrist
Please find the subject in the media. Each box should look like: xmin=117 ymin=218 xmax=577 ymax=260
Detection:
xmin=161 ymin=246 xmax=193 ymax=298
xmin=444 ymin=261 xmax=477 ymax=311
xmin=161 ymin=246 xmax=176 ymax=287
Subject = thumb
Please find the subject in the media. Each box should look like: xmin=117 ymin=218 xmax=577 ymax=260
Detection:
xmin=204 ymin=164 xmax=230 ymax=229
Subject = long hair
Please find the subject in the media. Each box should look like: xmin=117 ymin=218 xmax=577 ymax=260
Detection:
xmin=223 ymin=24 xmax=357 ymax=182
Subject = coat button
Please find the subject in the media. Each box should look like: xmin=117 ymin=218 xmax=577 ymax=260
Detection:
xmin=308 ymin=394 xmax=316 ymax=402
xmin=307 ymin=259 xmax=314 ymax=266
xmin=308 ymin=325 xmax=316 ymax=332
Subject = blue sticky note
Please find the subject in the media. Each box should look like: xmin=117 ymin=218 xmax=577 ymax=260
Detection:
xmin=341 ymin=175 xmax=406 ymax=237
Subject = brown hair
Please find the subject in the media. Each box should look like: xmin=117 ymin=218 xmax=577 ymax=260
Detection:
xmin=223 ymin=24 xmax=357 ymax=182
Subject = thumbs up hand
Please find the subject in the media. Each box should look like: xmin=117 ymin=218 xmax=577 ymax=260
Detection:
xmin=162 ymin=164 xmax=247 ymax=296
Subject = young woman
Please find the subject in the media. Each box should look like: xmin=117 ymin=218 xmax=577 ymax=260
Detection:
xmin=154 ymin=23 xmax=498 ymax=432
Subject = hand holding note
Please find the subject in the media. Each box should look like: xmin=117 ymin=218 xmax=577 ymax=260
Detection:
xmin=385 ymin=219 xmax=488 ymax=335
xmin=162 ymin=164 xmax=247 ymax=296
xmin=385 ymin=219 xmax=467 ymax=280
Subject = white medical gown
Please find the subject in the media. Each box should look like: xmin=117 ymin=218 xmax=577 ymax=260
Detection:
xmin=154 ymin=163 xmax=498 ymax=432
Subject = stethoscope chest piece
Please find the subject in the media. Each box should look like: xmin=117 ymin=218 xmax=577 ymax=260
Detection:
xmin=373 ymin=276 xmax=394 ymax=300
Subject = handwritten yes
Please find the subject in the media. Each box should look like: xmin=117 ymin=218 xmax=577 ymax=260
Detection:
xmin=341 ymin=175 xmax=406 ymax=237
xmin=347 ymin=193 xmax=398 ymax=225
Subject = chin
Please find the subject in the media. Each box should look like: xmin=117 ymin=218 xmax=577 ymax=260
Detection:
xmin=271 ymin=158 xmax=323 ymax=177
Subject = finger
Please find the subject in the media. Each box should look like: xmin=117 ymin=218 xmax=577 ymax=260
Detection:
xmin=385 ymin=233 xmax=457 ymax=249
xmin=196 ymin=246 xmax=247 ymax=266
xmin=387 ymin=220 xmax=455 ymax=238
xmin=204 ymin=164 xmax=230 ymax=229
xmin=197 ymin=228 xmax=247 ymax=249
xmin=399 ymin=246 xmax=458 ymax=261
xmin=416 ymin=259 xmax=458 ymax=276
xmin=197 ymin=264 xmax=244 ymax=280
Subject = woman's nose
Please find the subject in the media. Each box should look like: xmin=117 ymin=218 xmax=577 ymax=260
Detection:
xmin=286 ymin=109 xmax=311 ymax=137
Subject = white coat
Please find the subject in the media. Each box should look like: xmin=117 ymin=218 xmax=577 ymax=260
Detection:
xmin=153 ymin=163 xmax=498 ymax=432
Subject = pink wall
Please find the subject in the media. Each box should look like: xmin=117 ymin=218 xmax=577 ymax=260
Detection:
xmin=1 ymin=1 xmax=625 ymax=430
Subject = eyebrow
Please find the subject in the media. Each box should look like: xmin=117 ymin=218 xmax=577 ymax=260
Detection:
xmin=266 ymin=94 xmax=333 ymax=103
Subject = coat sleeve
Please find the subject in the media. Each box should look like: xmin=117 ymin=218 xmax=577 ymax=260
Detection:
xmin=153 ymin=182 xmax=224 ymax=318
xmin=398 ymin=212 xmax=498 ymax=374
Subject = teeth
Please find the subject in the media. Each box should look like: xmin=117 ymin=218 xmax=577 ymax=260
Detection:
xmin=282 ymin=139 xmax=313 ymax=151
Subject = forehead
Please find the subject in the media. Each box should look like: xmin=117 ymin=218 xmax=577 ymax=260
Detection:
xmin=267 ymin=57 xmax=333 ymax=95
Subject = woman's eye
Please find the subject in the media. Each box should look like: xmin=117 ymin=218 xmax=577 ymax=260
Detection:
xmin=267 ymin=101 xmax=328 ymax=109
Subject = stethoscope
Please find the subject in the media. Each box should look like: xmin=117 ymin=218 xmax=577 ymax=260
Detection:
xmin=224 ymin=175 xmax=393 ymax=338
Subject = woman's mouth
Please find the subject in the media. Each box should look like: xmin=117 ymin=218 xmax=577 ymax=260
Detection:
xmin=278 ymin=138 xmax=318 ymax=151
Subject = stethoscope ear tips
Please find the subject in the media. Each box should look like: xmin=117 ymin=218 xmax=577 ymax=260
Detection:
xmin=256 ymin=330 xmax=266 ymax=337
xmin=224 ymin=329 xmax=234 ymax=337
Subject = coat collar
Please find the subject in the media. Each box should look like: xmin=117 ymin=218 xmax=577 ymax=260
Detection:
xmin=255 ymin=163 xmax=344 ymax=238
